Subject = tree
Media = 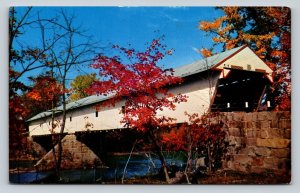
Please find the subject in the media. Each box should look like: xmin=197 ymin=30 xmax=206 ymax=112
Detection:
xmin=9 ymin=7 xmax=63 ymax=94
xmin=25 ymin=73 xmax=63 ymax=116
xmin=89 ymin=38 xmax=188 ymax=183
xmin=9 ymin=7 xmax=67 ymax=159
xmin=44 ymin=10 xmax=99 ymax=179
xmin=69 ymin=73 xmax=97 ymax=101
xmin=199 ymin=7 xmax=291 ymax=110
xmin=161 ymin=112 xmax=226 ymax=182
xmin=9 ymin=7 xmax=100 ymax=179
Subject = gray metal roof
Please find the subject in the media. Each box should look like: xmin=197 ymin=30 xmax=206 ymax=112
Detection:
xmin=26 ymin=45 xmax=245 ymax=122
xmin=26 ymin=93 xmax=115 ymax=122
xmin=173 ymin=45 xmax=244 ymax=77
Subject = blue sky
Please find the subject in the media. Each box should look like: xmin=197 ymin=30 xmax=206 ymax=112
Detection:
xmin=14 ymin=7 xmax=224 ymax=85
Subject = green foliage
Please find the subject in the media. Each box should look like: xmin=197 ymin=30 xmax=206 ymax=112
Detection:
xmin=69 ymin=73 xmax=98 ymax=101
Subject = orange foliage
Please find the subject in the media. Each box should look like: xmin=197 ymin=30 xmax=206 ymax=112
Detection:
xmin=199 ymin=7 xmax=291 ymax=110
xmin=200 ymin=17 xmax=224 ymax=31
xmin=9 ymin=74 xmax=64 ymax=158
xmin=222 ymin=7 xmax=239 ymax=20
xmin=26 ymin=76 xmax=63 ymax=103
xmin=200 ymin=48 xmax=212 ymax=58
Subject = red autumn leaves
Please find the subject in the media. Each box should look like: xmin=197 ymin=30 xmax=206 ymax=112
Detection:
xmin=89 ymin=38 xmax=188 ymax=132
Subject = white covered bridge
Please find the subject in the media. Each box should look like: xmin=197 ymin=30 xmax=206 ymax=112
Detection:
xmin=26 ymin=45 xmax=273 ymax=137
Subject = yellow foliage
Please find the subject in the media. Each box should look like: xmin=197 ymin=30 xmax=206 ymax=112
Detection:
xmin=200 ymin=48 xmax=212 ymax=58
xmin=199 ymin=17 xmax=224 ymax=31
xmin=223 ymin=7 xmax=240 ymax=20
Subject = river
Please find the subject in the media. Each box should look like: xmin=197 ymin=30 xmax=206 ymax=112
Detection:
xmin=9 ymin=152 xmax=187 ymax=184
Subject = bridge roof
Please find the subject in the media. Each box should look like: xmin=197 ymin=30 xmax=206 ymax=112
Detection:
xmin=26 ymin=45 xmax=246 ymax=122
xmin=26 ymin=93 xmax=115 ymax=122
xmin=173 ymin=45 xmax=245 ymax=77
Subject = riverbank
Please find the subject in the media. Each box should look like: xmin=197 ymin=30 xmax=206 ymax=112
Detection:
xmin=102 ymin=170 xmax=291 ymax=184
xmin=9 ymin=153 xmax=290 ymax=184
xmin=14 ymin=169 xmax=289 ymax=184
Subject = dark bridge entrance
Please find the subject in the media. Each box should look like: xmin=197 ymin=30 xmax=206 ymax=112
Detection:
xmin=211 ymin=69 xmax=271 ymax=112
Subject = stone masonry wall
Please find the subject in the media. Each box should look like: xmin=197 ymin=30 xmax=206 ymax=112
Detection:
xmin=35 ymin=134 xmax=103 ymax=170
xmin=33 ymin=111 xmax=291 ymax=174
xmin=221 ymin=111 xmax=291 ymax=174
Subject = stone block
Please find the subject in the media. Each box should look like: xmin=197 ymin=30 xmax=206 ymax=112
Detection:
xmin=27 ymin=137 xmax=47 ymax=157
xmin=264 ymin=157 xmax=280 ymax=169
xmin=251 ymin=166 xmax=267 ymax=173
xmin=254 ymin=147 xmax=271 ymax=156
xmin=270 ymin=149 xmax=290 ymax=158
xmin=233 ymin=112 xmax=245 ymax=121
xmin=74 ymin=154 xmax=81 ymax=160
xmin=225 ymin=113 xmax=233 ymax=121
xmin=282 ymin=111 xmax=291 ymax=119
xmin=234 ymin=154 xmax=252 ymax=165
xmin=228 ymin=127 xmax=241 ymax=136
xmin=260 ymin=128 xmax=282 ymax=139
xmin=246 ymin=138 xmax=257 ymax=146
xmin=257 ymin=138 xmax=290 ymax=148
xmin=228 ymin=136 xmax=235 ymax=146
xmin=235 ymin=137 xmax=242 ymax=147
xmin=273 ymin=129 xmax=281 ymax=137
xmin=244 ymin=113 xmax=253 ymax=122
xmin=257 ymin=112 xmax=270 ymax=121
xmin=225 ymin=160 xmax=234 ymax=170
xmin=260 ymin=130 xmax=269 ymax=139
xmin=234 ymin=163 xmax=248 ymax=172
xmin=196 ymin=157 xmax=206 ymax=168
xmin=252 ymin=157 xmax=264 ymax=167
xmin=228 ymin=121 xmax=243 ymax=128
xmin=81 ymin=146 xmax=89 ymax=151
xmin=251 ymin=112 xmax=258 ymax=122
xmin=284 ymin=129 xmax=291 ymax=139
xmin=271 ymin=120 xmax=279 ymax=128
xmin=81 ymin=149 xmax=88 ymax=154
xmin=271 ymin=128 xmax=283 ymax=138
xmin=34 ymin=134 xmax=103 ymax=170
xmin=279 ymin=119 xmax=291 ymax=129
xmin=242 ymin=121 xmax=247 ymax=128
xmin=254 ymin=121 xmax=261 ymax=129
xmin=278 ymin=158 xmax=291 ymax=171
xmin=246 ymin=129 xmax=257 ymax=138
xmin=244 ymin=121 xmax=254 ymax=128
xmin=260 ymin=120 xmax=271 ymax=129
xmin=239 ymin=147 xmax=255 ymax=156
xmin=268 ymin=112 xmax=280 ymax=121
xmin=227 ymin=147 xmax=237 ymax=155
xmin=228 ymin=121 xmax=236 ymax=128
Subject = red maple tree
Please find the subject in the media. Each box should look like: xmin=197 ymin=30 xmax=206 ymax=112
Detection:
xmin=161 ymin=112 xmax=226 ymax=174
xmin=9 ymin=68 xmax=30 ymax=159
xmin=89 ymin=38 xmax=188 ymax=183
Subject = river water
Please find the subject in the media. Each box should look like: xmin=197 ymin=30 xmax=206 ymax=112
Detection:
xmin=10 ymin=153 xmax=187 ymax=184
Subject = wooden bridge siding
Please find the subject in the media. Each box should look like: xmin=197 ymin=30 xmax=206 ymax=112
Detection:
xmin=29 ymin=76 xmax=219 ymax=136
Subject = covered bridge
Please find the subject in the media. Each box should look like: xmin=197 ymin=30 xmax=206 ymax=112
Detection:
xmin=27 ymin=45 xmax=273 ymax=137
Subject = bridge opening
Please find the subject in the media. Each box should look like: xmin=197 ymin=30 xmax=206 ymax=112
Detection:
xmin=211 ymin=69 xmax=271 ymax=112
xmin=32 ymin=133 xmax=67 ymax=152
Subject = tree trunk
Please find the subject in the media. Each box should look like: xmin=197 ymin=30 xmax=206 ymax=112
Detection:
xmin=207 ymin=144 xmax=212 ymax=174
xmin=121 ymin=140 xmax=137 ymax=184
xmin=50 ymin=68 xmax=60 ymax=179
xmin=184 ymin=125 xmax=192 ymax=184
xmin=56 ymin=75 xmax=67 ymax=179
xmin=148 ymin=128 xmax=170 ymax=183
